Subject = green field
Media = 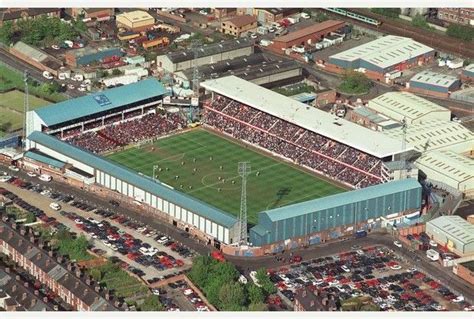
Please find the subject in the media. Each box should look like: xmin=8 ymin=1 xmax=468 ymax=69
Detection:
xmin=107 ymin=129 xmax=345 ymax=224
xmin=0 ymin=90 xmax=50 ymax=134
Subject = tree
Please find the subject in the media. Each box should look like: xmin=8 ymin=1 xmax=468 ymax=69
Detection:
xmin=140 ymin=295 xmax=164 ymax=311
xmin=338 ymin=71 xmax=372 ymax=95
xmin=255 ymin=268 xmax=276 ymax=295
xmin=447 ymin=24 xmax=474 ymax=42
xmin=219 ymin=282 xmax=245 ymax=311
xmin=188 ymin=256 xmax=214 ymax=288
xmin=248 ymin=302 xmax=268 ymax=311
xmin=89 ymin=268 xmax=102 ymax=281
xmin=0 ymin=21 xmax=14 ymax=45
xmin=112 ymin=69 xmax=122 ymax=76
xmin=247 ymin=284 xmax=265 ymax=304
xmin=211 ymin=261 xmax=239 ymax=283
xmin=203 ymin=278 xmax=222 ymax=308
xmin=411 ymin=14 xmax=432 ymax=31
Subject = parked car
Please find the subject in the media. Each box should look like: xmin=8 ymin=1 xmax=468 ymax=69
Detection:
xmin=49 ymin=202 xmax=61 ymax=211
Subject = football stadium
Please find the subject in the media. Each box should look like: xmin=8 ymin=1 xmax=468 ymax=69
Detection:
xmin=23 ymin=77 xmax=422 ymax=254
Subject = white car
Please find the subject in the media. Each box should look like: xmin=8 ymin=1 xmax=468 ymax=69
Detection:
xmin=27 ymin=171 xmax=37 ymax=177
xmin=238 ymin=275 xmax=248 ymax=284
xmin=249 ymin=32 xmax=258 ymax=39
xmin=78 ymin=86 xmax=86 ymax=92
xmin=8 ymin=165 xmax=19 ymax=172
xmin=42 ymin=71 xmax=53 ymax=80
xmin=390 ymin=264 xmax=402 ymax=270
xmin=429 ymin=240 xmax=438 ymax=247
xmin=151 ymin=288 xmax=160 ymax=296
xmin=292 ymin=45 xmax=305 ymax=53
xmin=0 ymin=175 xmax=12 ymax=183
xmin=341 ymin=265 xmax=350 ymax=273
xmin=312 ymin=278 xmax=324 ymax=285
xmin=40 ymin=190 xmax=51 ymax=197
xmin=51 ymin=44 xmax=60 ymax=50
xmin=393 ymin=241 xmax=402 ymax=248
xmin=301 ymin=12 xmax=311 ymax=19
xmin=49 ymin=202 xmax=61 ymax=211
xmin=452 ymin=295 xmax=464 ymax=303
xmin=268 ymin=27 xmax=276 ymax=33
xmin=39 ymin=174 xmax=52 ymax=182
xmin=183 ymin=288 xmax=193 ymax=296
xmin=199 ymin=9 xmax=208 ymax=15
xmin=74 ymin=218 xmax=83 ymax=224
xmin=67 ymin=84 xmax=75 ymax=90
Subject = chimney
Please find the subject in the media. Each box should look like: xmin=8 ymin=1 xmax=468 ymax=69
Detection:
xmin=48 ymin=250 xmax=54 ymax=257
xmin=46 ymin=259 xmax=50 ymax=267
xmin=29 ymin=236 xmax=35 ymax=243
xmin=5 ymin=267 xmax=10 ymax=273
xmin=19 ymin=239 xmax=23 ymax=246
xmin=12 ymin=284 xmax=17 ymax=292
xmin=20 ymin=228 xmax=26 ymax=236
xmin=94 ymin=296 xmax=99 ymax=303
xmin=76 ymin=269 xmax=82 ymax=278
xmin=302 ymin=290 xmax=307 ymax=297
xmin=57 ymin=256 xmax=63 ymax=264
xmin=322 ymin=298 xmax=328 ymax=306
xmin=36 ymin=253 xmax=41 ymax=261
xmin=34 ymin=290 xmax=39 ymax=296
xmin=12 ymin=223 xmax=17 ymax=229
xmin=38 ymin=242 xmax=44 ymax=250
xmin=31 ymin=299 xmax=37 ymax=307
xmin=67 ymin=263 xmax=73 ymax=271
xmin=23 ymin=282 xmax=29 ymax=288
xmin=310 ymin=300 xmax=315 ymax=308
xmin=94 ymin=285 xmax=100 ymax=293
xmin=15 ymin=275 xmax=20 ymax=281
xmin=8 ymin=231 xmax=13 ymax=240
xmin=22 ymin=292 xmax=27 ymax=301
xmin=75 ymin=281 xmax=80 ymax=289
xmin=105 ymin=292 xmax=110 ymax=301
xmin=114 ymin=300 xmax=120 ymax=307
xmin=43 ymin=297 xmax=48 ymax=303
xmin=86 ymin=277 xmax=91 ymax=285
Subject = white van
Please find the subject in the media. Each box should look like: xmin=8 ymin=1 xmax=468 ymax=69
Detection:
xmin=42 ymin=71 xmax=53 ymax=80
xmin=39 ymin=174 xmax=52 ymax=182
xmin=426 ymin=249 xmax=440 ymax=261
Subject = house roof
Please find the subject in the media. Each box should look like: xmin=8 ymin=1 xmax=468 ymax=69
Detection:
xmin=165 ymin=38 xmax=253 ymax=63
xmin=274 ymin=20 xmax=344 ymax=43
xmin=27 ymin=131 xmax=238 ymax=228
xmin=261 ymin=178 xmax=420 ymax=222
xmin=330 ymin=35 xmax=434 ymax=70
xmin=33 ymin=79 xmax=167 ymax=127
xmin=410 ymin=70 xmax=459 ymax=88
xmin=0 ymin=8 xmax=59 ymax=22
xmin=116 ymin=10 xmax=154 ymax=23
xmin=201 ymin=76 xmax=410 ymax=158
xmin=428 ymin=215 xmax=474 ymax=246
xmin=226 ymin=15 xmax=257 ymax=28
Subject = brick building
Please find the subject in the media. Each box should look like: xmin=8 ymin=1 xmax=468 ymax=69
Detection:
xmin=236 ymin=8 xmax=299 ymax=24
xmin=408 ymin=70 xmax=461 ymax=98
xmin=214 ymin=8 xmax=237 ymax=20
xmin=0 ymin=221 xmax=117 ymax=311
xmin=271 ymin=20 xmax=344 ymax=51
xmin=437 ymin=8 xmax=474 ymax=26
xmin=0 ymin=8 xmax=60 ymax=27
xmin=69 ymin=8 xmax=115 ymax=21
xmin=9 ymin=41 xmax=63 ymax=77
xmin=221 ymin=15 xmax=257 ymax=37
xmin=294 ymin=288 xmax=338 ymax=311
xmin=453 ymin=260 xmax=474 ymax=286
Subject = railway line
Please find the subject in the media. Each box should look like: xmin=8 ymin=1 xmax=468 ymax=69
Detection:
xmin=322 ymin=8 xmax=474 ymax=59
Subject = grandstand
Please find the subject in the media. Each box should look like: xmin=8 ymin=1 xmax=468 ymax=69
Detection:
xmin=200 ymin=76 xmax=414 ymax=188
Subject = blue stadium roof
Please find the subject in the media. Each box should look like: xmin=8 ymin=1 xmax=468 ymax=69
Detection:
xmin=262 ymin=179 xmax=421 ymax=222
xmin=27 ymin=131 xmax=238 ymax=228
xmin=34 ymin=79 xmax=168 ymax=127
xmin=24 ymin=151 xmax=66 ymax=169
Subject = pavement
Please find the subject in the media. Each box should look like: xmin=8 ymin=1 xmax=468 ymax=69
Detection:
xmin=0 ymin=179 xmax=191 ymax=281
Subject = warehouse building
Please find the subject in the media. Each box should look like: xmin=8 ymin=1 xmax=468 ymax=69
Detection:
xmin=415 ymin=150 xmax=473 ymax=196
xmin=368 ymin=92 xmax=451 ymax=124
xmin=349 ymin=106 xmax=401 ymax=131
xmin=65 ymin=46 xmax=123 ymax=67
xmin=156 ymin=38 xmax=254 ymax=72
xmin=271 ymin=20 xmax=345 ymax=51
xmin=327 ymin=36 xmax=434 ymax=80
xmin=382 ymin=119 xmax=474 ymax=195
xmin=221 ymin=15 xmax=257 ymax=37
xmin=175 ymin=54 xmax=302 ymax=87
xmin=250 ymin=178 xmax=422 ymax=248
xmin=115 ymin=10 xmax=155 ymax=32
xmin=408 ymin=70 xmax=461 ymax=98
xmin=9 ymin=41 xmax=63 ymax=76
xmin=426 ymin=216 xmax=474 ymax=256
xmin=461 ymin=64 xmax=474 ymax=82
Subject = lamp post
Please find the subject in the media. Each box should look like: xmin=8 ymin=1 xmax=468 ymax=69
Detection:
xmin=152 ymin=165 xmax=159 ymax=181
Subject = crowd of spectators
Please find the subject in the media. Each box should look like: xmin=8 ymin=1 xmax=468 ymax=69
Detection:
xmin=65 ymin=112 xmax=186 ymax=154
xmin=204 ymin=95 xmax=384 ymax=188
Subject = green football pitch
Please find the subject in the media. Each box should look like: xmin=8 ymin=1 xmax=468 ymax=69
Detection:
xmin=107 ymin=129 xmax=346 ymax=225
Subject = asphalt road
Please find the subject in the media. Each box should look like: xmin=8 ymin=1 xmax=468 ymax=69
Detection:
xmin=2 ymin=163 xmax=472 ymax=304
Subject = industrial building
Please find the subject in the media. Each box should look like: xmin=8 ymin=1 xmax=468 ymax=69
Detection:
xmin=156 ymin=38 xmax=254 ymax=72
xmin=9 ymin=41 xmax=63 ymax=76
xmin=408 ymin=70 xmax=461 ymax=98
xmin=271 ymin=20 xmax=345 ymax=51
xmin=368 ymin=92 xmax=451 ymax=124
xmin=349 ymin=106 xmax=401 ymax=131
xmin=250 ymin=178 xmax=422 ymax=247
xmin=221 ymin=15 xmax=257 ymax=37
xmin=65 ymin=47 xmax=123 ymax=67
xmin=174 ymin=54 xmax=302 ymax=88
xmin=416 ymin=150 xmax=473 ymax=194
xmin=462 ymin=64 xmax=474 ymax=82
xmin=382 ymin=119 xmax=474 ymax=195
xmin=327 ymin=36 xmax=435 ymax=80
xmin=115 ymin=10 xmax=155 ymax=31
xmin=426 ymin=216 xmax=474 ymax=256
xmin=236 ymin=8 xmax=299 ymax=24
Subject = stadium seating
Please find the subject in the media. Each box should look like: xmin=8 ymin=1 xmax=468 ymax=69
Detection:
xmin=204 ymin=95 xmax=383 ymax=188
xmin=65 ymin=112 xmax=186 ymax=154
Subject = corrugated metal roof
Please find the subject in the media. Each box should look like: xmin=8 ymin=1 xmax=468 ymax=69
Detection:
xmin=12 ymin=41 xmax=47 ymax=62
xmin=262 ymin=178 xmax=421 ymax=222
xmin=27 ymin=131 xmax=238 ymax=228
xmin=428 ymin=215 xmax=474 ymax=245
xmin=410 ymin=70 xmax=459 ymax=88
xmin=463 ymin=63 xmax=474 ymax=73
xmin=330 ymin=35 xmax=433 ymax=70
xmin=368 ymin=92 xmax=449 ymax=122
xmin=201 ymin=76 xmax=409 ymax=158
xmin=33 ymin=79 xmax=167 ymax=127
xmin=382 ymin=119 xmax=474 ymax=153
xmin=24 ymin=150 xmax=66 ymax=169
xmin=416 ymin=150 xmax=473 ymax=182
xmin=165 ymin=38 xmax=253 ymax=63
